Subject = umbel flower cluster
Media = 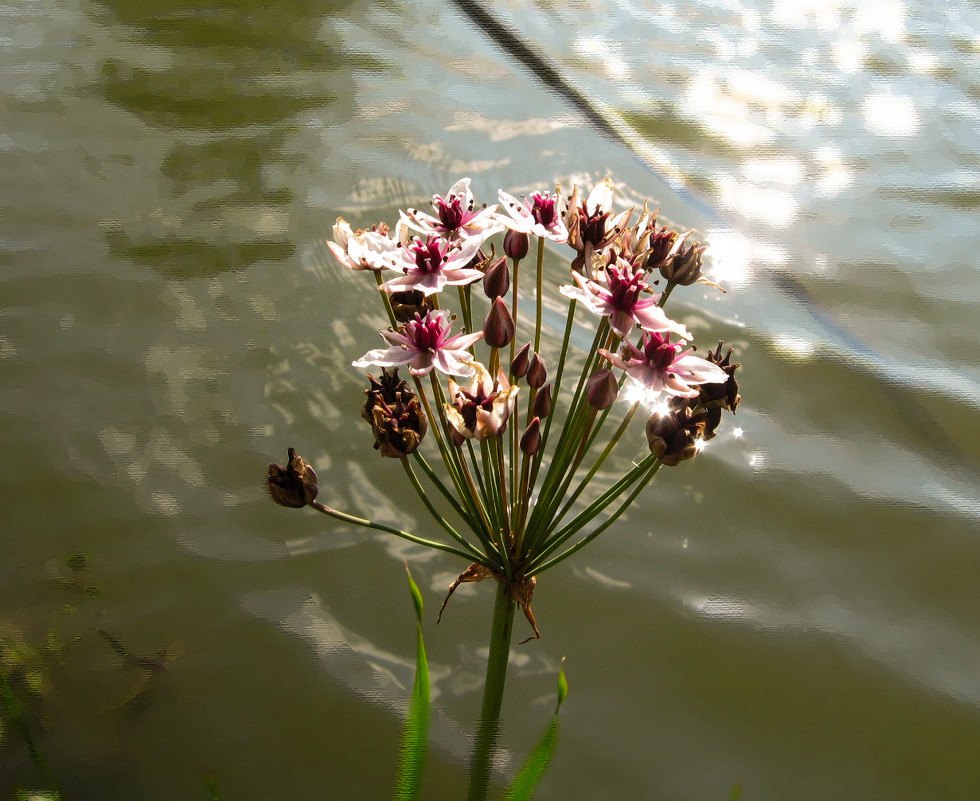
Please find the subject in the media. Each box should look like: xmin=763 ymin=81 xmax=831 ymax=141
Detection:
xmin=269 ymin=178 xmax=740 ymax=641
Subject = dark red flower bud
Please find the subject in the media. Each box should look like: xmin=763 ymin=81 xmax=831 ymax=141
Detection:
xmin=511 ymin=342 xmax=532 ymax=378
xmin=526 ymin=352 xmax=548 ymax=389
xmin=267 ymin=448 xmax=318 ymax=507
xmin=531 ymin=382 xmax=553 ymax=419
xmin=520 ymin=417 xmax=541 ymax=455
xmin=482 ymin=257 xmax=510 ymax=299
xmin=504 ymin=229 xmax=530 ymax=261
xmin=586 ymin=369 xmax=619 ymax=410
xmin=483 ymin=297 xmax=515 ymax=349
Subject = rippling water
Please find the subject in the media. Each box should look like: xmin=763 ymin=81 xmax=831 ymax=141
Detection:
xmin=1 ymin=0 xmax=978 ymax=798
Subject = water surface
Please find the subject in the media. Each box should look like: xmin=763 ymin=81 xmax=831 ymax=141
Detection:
xmin=1 ymin=0 xmax=978 ymax=798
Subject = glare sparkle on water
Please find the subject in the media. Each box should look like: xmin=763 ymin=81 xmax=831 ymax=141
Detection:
xmin=863 ymin=91 xmax=920 ymax=137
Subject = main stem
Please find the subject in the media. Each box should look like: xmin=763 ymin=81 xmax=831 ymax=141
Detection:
xmin=467 ymin=580 xmax=516 ymax=800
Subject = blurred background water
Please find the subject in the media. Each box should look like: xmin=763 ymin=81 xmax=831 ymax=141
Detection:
xmin=1 ymin=0 xmax=978 ymax=798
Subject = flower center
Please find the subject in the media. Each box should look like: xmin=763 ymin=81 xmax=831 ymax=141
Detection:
xmin=434 ymin=195 xmax=466 ymax=231
xmin=411 ymin=236 xmax=447 ymax=274
xmin=578 ymin=203 xmax=610 ymax=246
xmin=410 ymin=314 xmax=445 ymax=351
xmin=643 ymin=332 xmax=680 ymax=372
xmin=606 ymin=266 xmax=646 ymax=312
xmin=530 ymin=193 xmax=558 ymax=228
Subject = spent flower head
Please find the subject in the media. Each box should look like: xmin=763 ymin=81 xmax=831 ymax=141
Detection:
xmin=445 ymin=362 xmax=519 ymax=441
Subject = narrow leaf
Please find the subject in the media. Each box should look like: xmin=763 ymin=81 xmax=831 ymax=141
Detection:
xmin=555 ymin=657 xmax=568 ymax=714
xmin=393 ymin=565 xmax=431 ymax=800
xmin=505 ymin=660 xmax=569 ymax=800
xmin=504 ymin=720 xmax=559 ymax=800
xmin=406 ymin=563 xmax=424 ymax=625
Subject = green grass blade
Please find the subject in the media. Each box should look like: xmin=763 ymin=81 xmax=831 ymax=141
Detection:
xmin=505 ymin=659 xmax=568 ymax=800
xmin=554 ymin=658 xmax=568 ymax=714
xmin=393 ymin=565 xmax=431 ymax=801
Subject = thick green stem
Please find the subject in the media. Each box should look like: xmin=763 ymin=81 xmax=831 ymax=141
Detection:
xmin=467 ymin=581 xmax=516 ymax=801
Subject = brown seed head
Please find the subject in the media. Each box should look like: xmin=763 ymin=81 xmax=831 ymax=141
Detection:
xmin=267 ymin=447 xmax=319 ymax=507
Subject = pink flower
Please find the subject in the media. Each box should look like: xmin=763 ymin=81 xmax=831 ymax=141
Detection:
xmin=326 ymin=217 xmax=398 ymax=272
xmin=560 ymin=261 xmax=691 ymax=340
xmin=380 ymin=235 xmax=484 ymax=296
xmin=400 ymin=178 xmax=502 ymax=243
xmin=496 ymin=188 xmax=569 ymax=243
xmin=353 ymin=311 xmax=482 ymax=378
xmin=599 ymin=331 xmax=727 ymax=398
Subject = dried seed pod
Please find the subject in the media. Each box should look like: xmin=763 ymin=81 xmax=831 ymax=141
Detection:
xmin=362 ymin=369 xmax=428 ymax=457
xmin=645 ymin=404 xmax=707 ymax=466
xmin=267 ymin=448 xmax=319 ymax=507
xmin=661 ymin=239 xmax=706 ymax=286
xmin=388 ymin=290 xmax=434 ymax=323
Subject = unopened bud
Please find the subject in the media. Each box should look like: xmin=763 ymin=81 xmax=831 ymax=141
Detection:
xmin=511 ymin=342 xmax=532 ymax=378
xmin=520 ymin=417 xmax=541 ymax=455
xmin=526 ymin=352 xmax=548 ymax=389
xmin=504 ymin=229 xmax=530 ymax=261
xmin=531 ymin=382 xmax=552 ymax=419
xmin=482 ymin=257 xmax=510 ymax=299
xmin=586 ymin=370 xmax=618 ymax=410
xmin=267 ymin=448 xmax=319 ymax=508
xmin=483 ymin=297 xmax=515 ymax=349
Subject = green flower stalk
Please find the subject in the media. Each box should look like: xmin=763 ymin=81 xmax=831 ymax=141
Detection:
xmin=268 ymin=176 xmax=743 ymax=797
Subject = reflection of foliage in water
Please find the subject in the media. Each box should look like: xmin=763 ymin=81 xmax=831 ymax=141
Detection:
xmin=92 ymin=0 xmax=358 ymax=278
xmin=0 ymin=555 xmax=181 ymax=795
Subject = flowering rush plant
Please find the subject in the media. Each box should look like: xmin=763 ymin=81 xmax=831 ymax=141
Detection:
xmin=268 ymin=177 xmax=740 ymax=796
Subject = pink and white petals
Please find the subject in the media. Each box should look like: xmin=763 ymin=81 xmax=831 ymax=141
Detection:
xmin=353 ymin=311 xmax=482 ymax=378
xmin=327 ymin=217 xmax=399 ymax=272
xmin=496 ymin=189 xmax=569 ymax=243
xmin=599 ymin=331 xmax=728 ymax=399
xmin=380 ymin=235 xmax=484 ymax=296
xmin=559 ymin=264 xmax=691 ymax=340
xmin=400 ymin=178 xmax=502 ymax=243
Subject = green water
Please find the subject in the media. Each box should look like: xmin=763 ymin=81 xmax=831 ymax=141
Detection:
xmin=2 ymin=0 xmax=978 ymax=798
